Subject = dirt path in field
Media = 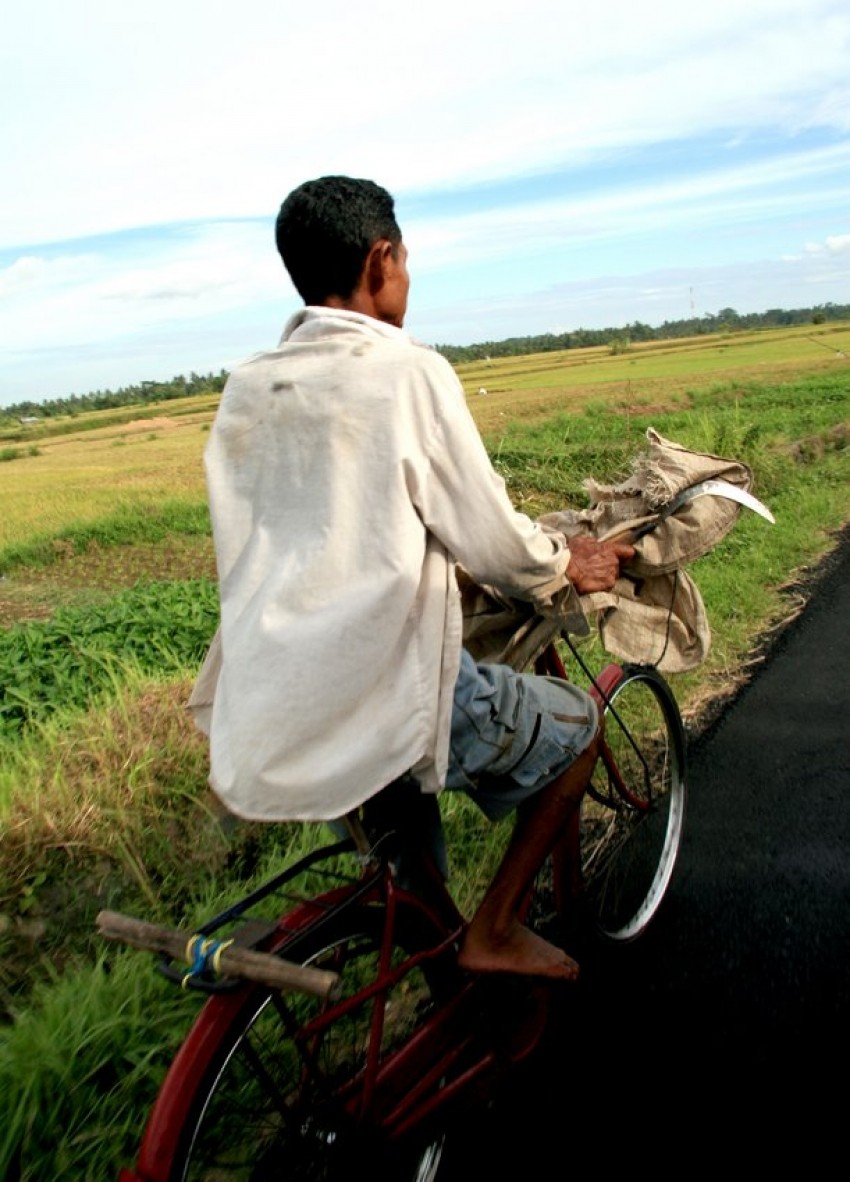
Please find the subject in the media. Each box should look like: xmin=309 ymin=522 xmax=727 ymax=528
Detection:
xmin=121 ymin=416 xmax=179 ymax=433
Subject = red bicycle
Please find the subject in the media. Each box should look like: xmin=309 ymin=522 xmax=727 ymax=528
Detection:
xmin=102 ymin=636 xmax=686 ymax=1181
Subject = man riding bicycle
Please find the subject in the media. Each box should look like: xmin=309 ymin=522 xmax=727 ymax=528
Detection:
xmin=200 ymin=175 xmax=633 ymax=981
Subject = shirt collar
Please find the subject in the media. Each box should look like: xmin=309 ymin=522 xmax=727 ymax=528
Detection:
xmin=280 ymin=306 xmax=409 ymax=345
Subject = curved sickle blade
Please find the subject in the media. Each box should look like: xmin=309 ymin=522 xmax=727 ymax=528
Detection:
xmin=631 ymin=478 xmax=776 ymax=538
xmin=668 ymin=479 xmax=776 ymax=523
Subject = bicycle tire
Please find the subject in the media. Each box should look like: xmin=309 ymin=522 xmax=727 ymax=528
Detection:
xmin=153 ymin=902 xmax=452 ymax=1182
xmin=580 ymin=665 xmax=686 ymax=941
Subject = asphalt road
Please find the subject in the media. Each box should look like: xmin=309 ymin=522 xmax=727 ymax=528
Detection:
xmin=445 ymin=530 xmax=850 ymax=1175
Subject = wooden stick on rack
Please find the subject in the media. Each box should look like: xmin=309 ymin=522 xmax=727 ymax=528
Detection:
xmin=96 ymin=910 xmax=340 ymax=1000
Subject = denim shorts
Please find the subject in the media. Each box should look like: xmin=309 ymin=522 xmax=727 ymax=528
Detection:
xmin=445 ymin=648 xmax=599 ymax=820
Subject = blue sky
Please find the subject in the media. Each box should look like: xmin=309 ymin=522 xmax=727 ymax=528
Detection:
xmin=1 ymin=0 xmax=849 ymax=407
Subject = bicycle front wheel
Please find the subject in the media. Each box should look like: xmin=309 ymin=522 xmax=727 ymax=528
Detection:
xmin=580 ymin=665 xmax=686 ymax=942
xmin=161 ymin=905 xmax=448 ymax=1182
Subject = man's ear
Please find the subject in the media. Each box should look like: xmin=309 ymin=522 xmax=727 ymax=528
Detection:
xmin=365 ymin=239 xmax=393 ymax=295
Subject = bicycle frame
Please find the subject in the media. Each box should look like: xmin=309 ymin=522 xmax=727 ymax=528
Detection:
xmin=310 ymin=869 xmax=548 ymax=1141
xmin=538 ymin=641 xmax=667 ymax=815
xmin=122 ymin=843 xmax=551 ymax=1182
xmin=118 ymin=640 xmax=681 ymax=1181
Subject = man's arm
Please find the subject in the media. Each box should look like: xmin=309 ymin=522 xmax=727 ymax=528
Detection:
xmin=410 ymin=356 xmax=633 ymax=601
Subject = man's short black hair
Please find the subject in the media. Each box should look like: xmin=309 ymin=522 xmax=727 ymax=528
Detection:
xmin=275 ymin=176 xmax=402 ymax=306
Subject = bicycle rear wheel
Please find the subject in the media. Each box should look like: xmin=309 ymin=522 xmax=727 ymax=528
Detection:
xmin=157 ymin=904 xmax=450 ymax=1181
xmin=580 ymin=665 xmax=686 ymax=941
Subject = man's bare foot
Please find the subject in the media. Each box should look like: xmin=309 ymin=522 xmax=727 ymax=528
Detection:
xmin=458 ymin=919 xmax=580 ymax=982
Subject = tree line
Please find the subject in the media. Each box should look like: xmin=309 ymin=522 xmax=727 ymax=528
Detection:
xmin=433 ymin=302 xmax=850 ymax=364
xmin=2 ymin=370 xmax=229 ymax=423
xmin=3 ymin=302 xmax=848 ymax=421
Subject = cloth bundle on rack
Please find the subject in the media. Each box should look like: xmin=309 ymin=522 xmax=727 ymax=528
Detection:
xmin=461 ymin=429 xmax=760 ymax=674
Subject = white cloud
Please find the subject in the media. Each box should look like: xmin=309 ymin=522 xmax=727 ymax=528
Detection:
xmin=406 ymin=144 xmax=850 ymax=275
xmin=1 ymin=222 xmax=284 ymax=355
xmin=2 ymin=0 xmax=850 ymax=402
xmin=0 ymin=253 xmax=96 ymax=298
xmin=787 ymin=232 xmax=850 ymax=262
xmin=2 ymin=1 xmax=850 ymax=244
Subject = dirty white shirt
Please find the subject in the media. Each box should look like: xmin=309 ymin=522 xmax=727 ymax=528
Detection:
xmin=202 ymin=307 xmax=570 ymax=821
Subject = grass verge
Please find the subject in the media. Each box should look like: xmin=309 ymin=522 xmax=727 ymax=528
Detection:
xmin=0 ymin=360 xmax=848 ymax=1179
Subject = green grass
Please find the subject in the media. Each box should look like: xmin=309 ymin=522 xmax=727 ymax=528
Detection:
xmin=0 ymin=339 xmax=848 ymax=1181
xmin=0 ymin=446 xmax=40 ymax=463
xmin=482 ymin=369 xmax=849 ymax=518
xmin=456 ymin=322 xmax=850 ymax=394
xmin=0 ymin=579 xmax=218 ymax=740
xmin=0 ymin=498 xmax=210 ymax=575
xmin=0 ymin=952 xmax=195 ymax=1181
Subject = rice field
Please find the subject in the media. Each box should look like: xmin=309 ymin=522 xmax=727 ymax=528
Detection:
xmin=1 ymin=323 xmax=849 ymax=1180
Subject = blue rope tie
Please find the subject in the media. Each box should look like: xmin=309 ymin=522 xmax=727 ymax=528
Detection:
xmin=181 ymin=935 xmax=234 ymax=988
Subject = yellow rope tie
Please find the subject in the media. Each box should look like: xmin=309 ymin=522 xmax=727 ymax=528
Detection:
xmin=181 ymin=935 xmax=235 ymax=988
xmin=211 ymin=938 xmax=234 ymax=974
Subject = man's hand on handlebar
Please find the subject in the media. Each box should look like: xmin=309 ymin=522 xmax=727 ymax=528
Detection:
xmin=565 ymin=535 xmax=635 ymax=594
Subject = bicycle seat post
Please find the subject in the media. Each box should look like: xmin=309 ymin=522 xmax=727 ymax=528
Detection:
xmin=343 ymin=811 xmax=374 ymax=861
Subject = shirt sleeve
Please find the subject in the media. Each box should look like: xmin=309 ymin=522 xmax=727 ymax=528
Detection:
xmin=406 ymin=355 xmax=570 ymax=606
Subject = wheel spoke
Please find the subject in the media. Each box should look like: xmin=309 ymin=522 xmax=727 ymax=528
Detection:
xmin=164 ymin=908 xmax=448 ymax=1181
xmin=579 ymin=668 xmax=686 ymax=941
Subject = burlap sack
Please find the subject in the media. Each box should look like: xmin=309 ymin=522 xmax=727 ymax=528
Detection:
xmin=463 ymin=429 xmax=761 ymax=674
